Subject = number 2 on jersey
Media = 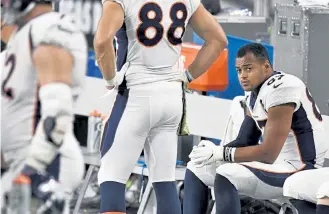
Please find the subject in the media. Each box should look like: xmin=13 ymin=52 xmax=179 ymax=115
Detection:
xmin=137 ymin=2 xmax=187 ymax=47
xmin=2 ymin=54 xmax=16 ymax=99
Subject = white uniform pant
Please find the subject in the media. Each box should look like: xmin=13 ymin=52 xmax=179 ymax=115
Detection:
xmin=98 ymin=81 xmax=183 ymax=185
xmin=2 ymin=132 xmax=84 ymax=193
xmin=187 ymin=160 xmax=310 ymax=200
xmin=284 ymin=167 xmax=329 ymax=203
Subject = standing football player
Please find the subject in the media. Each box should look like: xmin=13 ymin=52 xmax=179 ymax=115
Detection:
xmin=1 ymin=0 xmax=87 ymax=212
xmin=1 ymin=2 xmax=16 ymax=173
xmin=94 ymin=0 xmax=228 ymax=213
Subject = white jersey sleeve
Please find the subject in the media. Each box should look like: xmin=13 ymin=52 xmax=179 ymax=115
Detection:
xmin=103 ymin=0 xmax=130 ymax=14
xmin=34 ymin=15 xmax=87 ymax=57
xmin=188 ymin=0 xmax=201 ymax=14
xmin=264 ymin=74 xmax=303 ymax=112
xmin=0 ymin=50 xmax=6 ymax=71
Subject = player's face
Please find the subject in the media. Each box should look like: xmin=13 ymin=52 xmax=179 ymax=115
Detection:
xmin=236 ymin=53 xmax=270 ymax=91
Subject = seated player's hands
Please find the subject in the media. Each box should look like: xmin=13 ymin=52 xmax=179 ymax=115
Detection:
xmin=189 ymin=140 xmax=224 ymax=166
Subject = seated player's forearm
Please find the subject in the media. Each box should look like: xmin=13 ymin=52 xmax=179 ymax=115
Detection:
xmin=233 ymin=145 xmax=276 ymax=164
xmin=188 ymin=39 xmax=226 ymax=79
xmin=94 ymin=39 xmax=116 ymax=81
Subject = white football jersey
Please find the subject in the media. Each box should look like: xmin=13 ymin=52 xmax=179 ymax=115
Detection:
xmin=0 ymin=50 xmax=6 ymax=72
xmin=246 ymin=72 xmax=328 ymax=168
xmin=106 ymin=0 xmax=200 ymax=87
xmin=1 ymin=12 xmax=87 ymax=160
xmin=222 ymin=96 xmax=247 ymax=145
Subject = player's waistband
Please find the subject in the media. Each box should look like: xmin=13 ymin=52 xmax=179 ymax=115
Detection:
xmin=127 ymin=81 xmax=183 ymax=94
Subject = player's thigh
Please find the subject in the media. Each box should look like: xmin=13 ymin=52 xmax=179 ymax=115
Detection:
xmin=98 ymin=89 xmax=150 ymax=185
xmin=284 ymin=168 xmax=329 ymax=203
xmin=216 ymin=162 xmax=297 ymax=200
xmin=144 ymin=82 xmax=183 ymax=182
xmin=144 ymin=129 xmax=179 ymax=182
xmin=186 ymin=161 xmax=223 ymax=187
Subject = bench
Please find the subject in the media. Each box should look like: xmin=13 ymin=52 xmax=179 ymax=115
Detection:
xmin=73 ymin=76 xmax=329 ymax=214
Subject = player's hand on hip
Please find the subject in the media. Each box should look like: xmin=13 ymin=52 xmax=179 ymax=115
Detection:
xmin=105 ymin=77 xmax=118 ymax=90
xmin=105 ymin=71 xmax=125 ymax=90
xmin=189 ymin=140 xmax=224 ymax=166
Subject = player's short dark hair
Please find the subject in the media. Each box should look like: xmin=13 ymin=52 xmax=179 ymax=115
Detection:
xmin=237 ymin=43 xmax=271 ymax=65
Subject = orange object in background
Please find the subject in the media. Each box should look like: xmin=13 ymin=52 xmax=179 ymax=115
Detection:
xmin=13 ymin=175 xmax=31 ymax=184
xmin=181 ymin=43 xmax=228 ymax=91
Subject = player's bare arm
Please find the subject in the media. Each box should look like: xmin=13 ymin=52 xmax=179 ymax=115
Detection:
xmin=188 ymin=4 xmax=228 ymax=79
xmin=94 ymin=1 xmax=124 ymax=83
xmin=233 ymin=103 xmax=295 ymax=163
xmin=190 ymin=103 xmax=295 ymax=165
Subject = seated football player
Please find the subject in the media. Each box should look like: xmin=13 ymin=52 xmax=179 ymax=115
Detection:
xmin=183 ymin=43 xmax=328 ymax=214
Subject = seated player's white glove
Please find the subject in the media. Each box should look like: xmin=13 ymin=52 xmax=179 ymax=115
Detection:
xmin=189 ymin=140 xmax=224 ymax=166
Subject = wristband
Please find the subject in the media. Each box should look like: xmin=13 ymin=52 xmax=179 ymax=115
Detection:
xmin=185 ymin=69 xmax=194 ymax=82
xmin=106 ymin=78 xmax=115 ymax=87
xmin=223 ymin=147 xmax=236 ymax=162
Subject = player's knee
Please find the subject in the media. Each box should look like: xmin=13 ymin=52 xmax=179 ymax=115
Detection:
xmin=97 ymin=151 xmax=131 ymax=185
xmin=283 ymin=173 xmax=304 ymax=198
xmin=186 ymin=161 xmax=198 ymax=175
xmin=186 ymin=161 xmax=216 ymax=186
xmin=317 ymin=182 xmax=329 ymax=201
xmin=215 ymin=163 xmax=240 ymax=189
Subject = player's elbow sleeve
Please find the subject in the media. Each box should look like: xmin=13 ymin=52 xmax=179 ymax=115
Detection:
xmin=39 ymin=83 xmax=74 ymax=145
xmin=39 ymin=83 xmax=73 ymax=128
xmin=226 ymin=116 xmax=261 ymax=147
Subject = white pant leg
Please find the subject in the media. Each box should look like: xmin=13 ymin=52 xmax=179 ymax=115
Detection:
xmin=144 ymin=81 xmax=183 ymax=182
xmin=216 ymin=161 xmax=302 ymax=200
xmin=58 ymin=133 xmax=85 ymax=192
xmin=145 ymin=129 xmax=179 ymax=183
xmin=98 ymin=89 xmax=150 ymax=185
xmin=317 ymin=180 xmax=329 ymax=200
xmin=1 ymin=132 xmax=84 ymax=196
xmin=283 ymin=168 xmax=329 ymax=203
xmin=186 ymin=161 xmax=223 ymax=187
